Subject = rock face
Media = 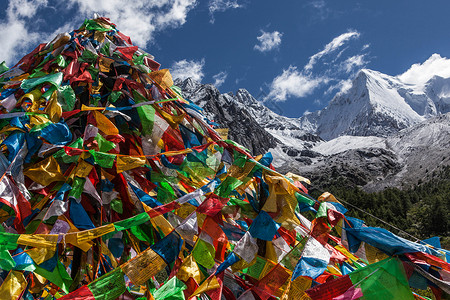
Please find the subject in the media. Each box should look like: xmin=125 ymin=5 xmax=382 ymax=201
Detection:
xmin=175 ymin=68 xmax=450 ymax=191
xmin=176 ymin=78 xmax=279 ymax=155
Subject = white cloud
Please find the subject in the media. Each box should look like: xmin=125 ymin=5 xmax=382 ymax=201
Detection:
xmin=0 ymin=0 xmax=49 ymax=64
xmin=305 ymin=30 xmax=360 ymax=71
xmin=213 ymin=71 xmax=227 ymax=87
xmin=397 ymin=54 xmax=450 ymax=85
xmin=170 ymin=58 xmax=205 ymax=81
xmin=265 ymin=66 xmax=327 ymax=102
xmin=341 ymin=54 xmax=367 ymax=73
xmin=254 ymin=30 xmax=283 ymax=52
xmin=67 ymin=0 xmax=197 ymax=48
xmin=265 ymin=30 xmax=366 ymax=102
xmin=208 ymin=0 xmax=242 ymax=23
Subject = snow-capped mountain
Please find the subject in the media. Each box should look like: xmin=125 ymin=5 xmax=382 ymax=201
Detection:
xmin=175 ymin=63 xmax=450 ymax=191
xmin=301 ymin=69 xmax=450 ymax=140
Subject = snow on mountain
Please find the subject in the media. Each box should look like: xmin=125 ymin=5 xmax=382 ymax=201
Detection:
xmin=302 ymin=66 xmax=450 ymax=140
xmin=313 ymin=135 xmax=386 ymax=156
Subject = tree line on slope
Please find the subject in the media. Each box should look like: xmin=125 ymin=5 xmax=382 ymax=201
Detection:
xmin=309 ymin=166 xmax=450 ymax=249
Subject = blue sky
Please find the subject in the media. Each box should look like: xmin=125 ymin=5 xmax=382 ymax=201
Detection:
xmin=2 ymin=0 xmax=450 ymax=117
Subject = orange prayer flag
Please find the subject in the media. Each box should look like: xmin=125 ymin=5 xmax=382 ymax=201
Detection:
xmin=93 ymin=110 xmax=119 ymax=135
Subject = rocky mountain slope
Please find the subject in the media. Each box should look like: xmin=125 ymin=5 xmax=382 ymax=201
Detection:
xmin=175 ymin=67 xmax=450 ymax=191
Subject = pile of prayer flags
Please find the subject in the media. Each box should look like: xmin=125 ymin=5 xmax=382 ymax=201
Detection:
xmin=0 ymin=16 xmax=448 ymax=299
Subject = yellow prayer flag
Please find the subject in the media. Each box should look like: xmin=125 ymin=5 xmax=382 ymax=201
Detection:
xmin=24 ymin=156 xmax=65 ymax=186
xmin=20 ymin=89 xmax=42 ymax=104
xmin=190 ymin=275 xmax=221 ymax=298
xmin=177 ymin=254 xmax=202 ymax=283
xmin=116 ymin=155 xmax=146 ymax=173
xmin=318 ymin=192 xmax=338 ymax=203
xmin=334 ymin=245 xmax=359 ymax=262
xmin=120 ymin=248 xmax=167 ymax=286
xmin=0 ymin=271 xmax=27 ymax=300
xmin=265 ymin=241 xmax=279 ymax=264
xmin=214 ymin=128 xmax=229 ymax=140
xmin=44 ymin=91 xmax=62 ymax=123
xmin=61 ymin=216 xmax=93 ymax=252
xmin=327 ymin=265 xmax=343 ymax=276
xmin=71 ymin=159 xmax=94 ymax=178
xmin=76 ymin=224 xmax=115 ymax=244
xmin=29 ymin=114 xmax=51 ymax=127
xmin=101 ymin=240 xmax=118 ymax=268
xmin=17 ymin=234 xmax=58 ymax=250
xmin=150 ymin=214 xmax=174 ymax=237
xmin=149 ymin=69 xmax=173 ymax=90
xmin=98 ymin=57 xmax=114 ymax=72
xmin=285 ymin=172 xmax=311 ymax=185
xmin=27 ymin=247 xmax=55 ymax=265
xmin=288 ymin=276 xmax=312 ymax=300
xmin=154 ymin=105 xmax=185 ymax=129
xmin=81 ymin=104 xmax=104 ymax=111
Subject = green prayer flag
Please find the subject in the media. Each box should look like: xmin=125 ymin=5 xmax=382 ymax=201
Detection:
xmin=68 ymin=177 xmax=86 ymax=200
xmin=192 ymin=239 xmax=215 ymax=269
xmin=80 ymin=50 xmax=98 ymax=65
xmin=0 ymin=61 xmax=9 ymax=75
xmin=21 ymin=72 xmax=63 ymax=90
xmin=228 ymin=198 xmax=256 ymax=218
xmin=88 ymin=268 xmax=126 ymax=300
xmin=35 ymin=261 xmax=73 ymax=294
xmin=42 ymin=86 xmax=57 ymax=101
xmin=170 ymin=85 xmax=183 ymax=98
xmin=131 ymin=90 xmax=149 ymax=103
xmin=56 ymin=55 xmax=67 ymax=68
xmin=136 ymin=105 xmax=155 ymax=136
xmin=0 ymin=232 xmax=19 ymax=250
xmin=108 ymin=91 xmax=122 ymax=103
xmin=114 ymin=213 xmax=151 ymax=231
xmin=95 ymin=134 xmax=116 ymax=152
xmin=0 ymin=250 xmax=16 ymax=270
xmin=280 ymin=237 xmax=307 ymax=271
xmin=349 ymin=257 xmax=414 ymax=300
xmin=54 ymin=138 xmax=83 ymax=163
xmin=133 ymin=54 xmax=147 ymax=66
xmin=89 ymin=150 xmax=116 ymax=169
xmin=152 ymin=276 xmax=186 ymax=300
xmin=246 ymin=256 xmax=267 ymax=280
xmin=215 ymin=176 xmax=243 ymax=198
xmin=83 ymin=19 xmax=113 ymax=32
xmin=28 ymin=68 xmax=47 ymax=79
xmin=58 ymin=85 xmax=77 ymax=112
xmin=315 ymin=202 xmax=328 ymax=219
xmin=295 ymin=192 xmax=315 ymax=207
xmin=129 ymin=225 xmax=153 ymax=243
xmin=111 ymin=198 xmax=123 ymax=214
xmin=157 ymin=182 xmax=176 ymax=204
xmin=233 ymin=151 xmax=247 ymax=168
